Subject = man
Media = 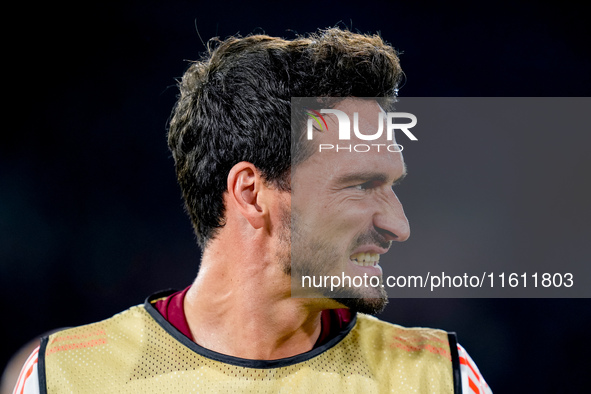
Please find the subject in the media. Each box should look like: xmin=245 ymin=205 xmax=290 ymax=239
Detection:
xmin=13 ymin=28 xmax=491 ymax=393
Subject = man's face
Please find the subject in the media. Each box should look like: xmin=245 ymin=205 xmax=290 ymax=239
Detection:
xmin=289 ymin=98 xmax=410 ymax=314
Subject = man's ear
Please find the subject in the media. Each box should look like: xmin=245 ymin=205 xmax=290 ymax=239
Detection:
xmin=226 ymin=162 xmax=267 ymax=229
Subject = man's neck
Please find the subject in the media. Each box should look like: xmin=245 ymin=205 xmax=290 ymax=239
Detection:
xmin=183 ymin=245 xmax=327 ymax=360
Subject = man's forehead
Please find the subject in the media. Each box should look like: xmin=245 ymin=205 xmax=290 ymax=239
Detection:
xmin=299 ymin=140 xmax=406 ymax=186
xmin=293 ymin=96 xmax=405 ymax=181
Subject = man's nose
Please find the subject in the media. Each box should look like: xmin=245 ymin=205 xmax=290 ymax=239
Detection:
xmin=373 ymin=192 xmax=410 ymax=242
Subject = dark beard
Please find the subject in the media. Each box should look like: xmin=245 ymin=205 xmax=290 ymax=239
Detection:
xmin=333 ymin=297 xmax=388 ymax=315
xmin=331 ymin=285 xmax=389 ymax=315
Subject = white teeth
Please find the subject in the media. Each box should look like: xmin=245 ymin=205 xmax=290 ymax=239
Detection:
xmin=350 ymin=252 xmax=380 ymax=267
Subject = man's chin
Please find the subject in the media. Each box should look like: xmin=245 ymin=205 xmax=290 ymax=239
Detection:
xmin=328 ymin=282 xmax=389 ymax=314
xmin=332 ymin=296 xmax=389 ymax=315
xmin=289 ymin=272 xmax=389 ymax=314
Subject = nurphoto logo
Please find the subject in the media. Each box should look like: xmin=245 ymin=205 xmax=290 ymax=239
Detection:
xmin=306 ymin=108 xmax=418 ymax=152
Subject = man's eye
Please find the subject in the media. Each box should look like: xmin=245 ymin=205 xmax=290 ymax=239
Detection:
xmin=353 ymin=181 xmax=377 ymax=191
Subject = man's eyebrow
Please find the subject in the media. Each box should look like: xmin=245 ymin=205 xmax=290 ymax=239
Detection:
xmin=335 ymin=165 xmax=408 ymax=185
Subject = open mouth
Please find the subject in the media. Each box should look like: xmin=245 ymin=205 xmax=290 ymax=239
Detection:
xmin=350 ymin=252 xmax=380 ymax=267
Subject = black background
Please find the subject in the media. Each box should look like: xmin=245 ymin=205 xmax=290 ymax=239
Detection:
xmin=2 ymin=1 xmax=590 ymax=392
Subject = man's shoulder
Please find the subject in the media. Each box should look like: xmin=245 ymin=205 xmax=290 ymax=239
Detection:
xmin=355 ymin=313 xmax=452 ymax=344
xmin=345 ymin=314 xmax=458 ymax=392
xmin=42 ymin=303 xmax=150 ymax=355
xmin=354 ymin=314 xmax=457 ymax=378
xmin=354 ymin=315 xmax=493 ymax=394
